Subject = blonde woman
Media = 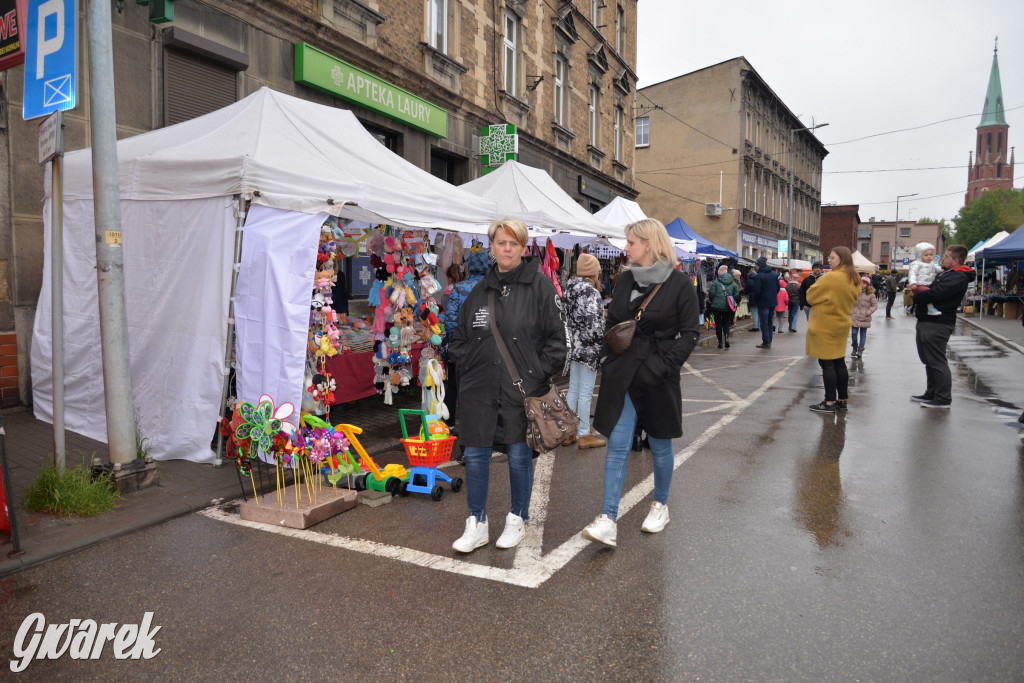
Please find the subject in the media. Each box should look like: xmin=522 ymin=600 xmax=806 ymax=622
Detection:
xmin=448 ymin=218 xmax=567 ymax=553
xmin=582 ymin=219 xmax=701 ymax=547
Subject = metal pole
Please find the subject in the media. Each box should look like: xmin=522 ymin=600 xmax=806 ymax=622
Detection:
xmin=214 ymin=195 xmax=248 ymax=467
xmin=88 ymin=0 xmax=137 ymax=464
xmin=51 ymin=143 xmax=66 ymax=473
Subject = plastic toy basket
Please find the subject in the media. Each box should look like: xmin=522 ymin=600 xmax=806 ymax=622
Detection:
xmin=398 ymin=409 xmax=456 ymax=468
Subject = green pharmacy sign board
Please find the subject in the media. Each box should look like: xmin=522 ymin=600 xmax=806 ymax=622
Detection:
xmin=480 ymin=124 xmax=518 ymax=171
xmin=294 ymin=42 xmax=447 ymax=138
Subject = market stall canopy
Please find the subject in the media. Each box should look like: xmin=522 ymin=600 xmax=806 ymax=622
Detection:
xmin=458 ymin=160 xmax=621 ymax=238
xmin=593 ymin=196 xmax=648 ymax=228
xmin=664 ymin=218 xmax=738 ymax=259
xmin=50 ymin=87 xmax=498 ymax=233
xmin=977 ymin=224 xmax=1024 ymax=261
xmin=970 ymin=230 xmax=1012 ymax=261
xmin=851 ymin=249 xmax=878 ymax=273
xmin=768 ymin=258 xmax=812 ymax=270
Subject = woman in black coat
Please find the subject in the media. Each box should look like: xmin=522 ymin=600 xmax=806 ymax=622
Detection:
xmin=582 ymin=218 xmax=700 ymax=548
xmin=448 ymin=218 xmax=567 ymax=554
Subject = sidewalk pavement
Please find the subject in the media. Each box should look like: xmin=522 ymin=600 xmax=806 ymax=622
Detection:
xmin=5 ymin=314 xmax=1018 ymax=577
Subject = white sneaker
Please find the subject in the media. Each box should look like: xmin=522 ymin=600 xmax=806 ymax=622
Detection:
xmin=452 ymin=516 xmax=489 ymax=553
xmin=495 ymin=512 xmax=526 ymax=549
xmin=582 ymin=514 xmax=617 ymax=547
xmin=641 ymin=502 xmax=670 ymax=533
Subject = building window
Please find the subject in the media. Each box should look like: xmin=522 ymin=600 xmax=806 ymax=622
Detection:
xmin=998 ymin=132 xmax=1003 ymax=153
xmin=589 ymin=85 xmax=599 ymax=147
xmin=899 ymin=227 xmax=911 ymax=237
xmin=986 ymin=132 xmax=991 ymax=154
xmin=554 ymin=56 xmax=567 ymax=126
xmin=881 ymin=242 xmax=890 ymax=257
xmin=614 ymin=106 xmax=622 ymax=160
xmin=746 ymin=112 xmax=751 ymax=140
xmin=615 ymin=5 xmax=624 ymax=53
xmin=635 ymin=115 xmax=649 ymax=147
xmin=860 ymin=242 xmax=870 ymax=256
xmin=364 ymin=122 xmax=401 ymax=153
xmin=428 ymin=0 xmax=448 ymax=52
xmin=503 ymin=11 xmax=518 ymax=96
xmin=591 ymin=0 xmax=599 ymax=25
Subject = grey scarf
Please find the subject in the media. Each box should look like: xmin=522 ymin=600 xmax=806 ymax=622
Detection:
xmin=628 ymin=259 xmax=674 ymax=300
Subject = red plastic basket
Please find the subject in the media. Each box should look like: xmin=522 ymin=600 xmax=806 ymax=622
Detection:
xmin=400 ymin=436 xmax=456 ymax=468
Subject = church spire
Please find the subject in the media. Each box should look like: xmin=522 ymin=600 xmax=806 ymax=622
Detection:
xmin=978 ymin=37 xmax=1007 ymax=128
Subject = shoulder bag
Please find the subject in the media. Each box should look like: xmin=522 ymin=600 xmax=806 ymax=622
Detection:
xmin=604 ymin=282 xmax=664 ymax=355
xmin=488 ymin=290 xmax=577 ymax=452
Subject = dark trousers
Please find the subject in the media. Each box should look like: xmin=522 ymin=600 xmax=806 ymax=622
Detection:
xmin=818 ymin=357 xmax=849 ymax=402
xmin=915 ymin=322 xmax=954 ymax=403
xmin=712 ymin=307 xmax=734 ymax=345
xmin=885 ymin=291 xmax=896 ymax=317
xmin=757 ymin=307 xmax=774 ymax=345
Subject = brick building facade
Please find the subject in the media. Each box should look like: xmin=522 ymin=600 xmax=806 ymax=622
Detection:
xmin=820 ymin=205 xmax=860 ymax=257
xmin=0 ymin=0 xmax=638 ymax=405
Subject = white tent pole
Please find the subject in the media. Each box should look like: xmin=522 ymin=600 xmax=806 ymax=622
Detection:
xmin=214 ymin=195 xmax=248 ymax=467
xmin=981 ymin=257 xmax=986 ymax=317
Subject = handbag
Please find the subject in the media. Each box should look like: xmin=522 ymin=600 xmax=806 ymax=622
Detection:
xmin=604 ymin=283 xmax=664 ymax=355
xmin=488 ymin=290 xmax=577 ymax=452
xmin=727 ymin=295 xmax=737 ymax=312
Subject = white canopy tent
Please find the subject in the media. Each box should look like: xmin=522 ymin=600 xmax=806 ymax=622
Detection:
xmin=851 ymin=250 xmax=879 ymax=274
xmin=967 ymin=231 xmax=1010 ymax=263
xmin=593 ymin=196 xmax=647 ymax=228
xmin=459 ymin=160 xmax=622 ymax=239
xmin=32 ymin=87 xmax=500 ymax=462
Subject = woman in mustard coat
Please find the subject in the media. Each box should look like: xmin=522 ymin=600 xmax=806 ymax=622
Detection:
xmin=805 ymin=246 xmax=861 ymax=413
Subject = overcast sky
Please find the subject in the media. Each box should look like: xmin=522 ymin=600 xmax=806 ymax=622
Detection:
xmin=635 ymin=0 xmax=1024 ymax=228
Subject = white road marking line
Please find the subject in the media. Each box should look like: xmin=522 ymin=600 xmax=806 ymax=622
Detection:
xmin=200 ymin=358 xmax=802 ymax=588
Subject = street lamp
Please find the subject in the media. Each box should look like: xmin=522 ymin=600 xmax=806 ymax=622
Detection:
xmin=787 ymin=122 xmax=828 ymax=266
xmin=894 ymin=193 xmax=917 ymax=269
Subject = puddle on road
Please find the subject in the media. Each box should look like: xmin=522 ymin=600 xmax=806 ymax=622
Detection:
xmin=947 ymin=334 xmax=1022 ymax=416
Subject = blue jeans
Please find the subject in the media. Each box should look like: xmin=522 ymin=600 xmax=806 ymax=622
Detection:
xmin=758 ymin=307 xmax=774 ymax=345
xmin=851 ymin=326 xmax=867 ymax=348
xmin=566 ymin=361 xmax=597 ymax=437
xmin=788 ymin=302 xmax=800 ymax=331
xmin=463 ymin=441 xmax=534 ymax=523
xmin=601 ymin=395 xmax=675 ymax=520
xmin=804 ymin=307 xmax=811 ymax=320
xmin=751 ymin=307 xmax=759 ymax=329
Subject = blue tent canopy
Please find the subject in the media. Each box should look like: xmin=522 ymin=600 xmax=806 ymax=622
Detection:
xmin=978 ymin=223 xmax=1024 ymax=261
xmin=664 ymin=218 xmax=738 ymax=259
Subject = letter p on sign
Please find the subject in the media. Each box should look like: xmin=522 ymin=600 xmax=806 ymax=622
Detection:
xmin=23 ymin=0 xmax=76 ymax=120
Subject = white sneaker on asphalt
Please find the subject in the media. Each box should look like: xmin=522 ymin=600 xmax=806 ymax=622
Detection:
xmin=495 ymin=512 xmax=526 ymax=549
xmin=641 ymin=501 xmax=670 ymax=533
xmin=452 ymin=515 xmax=489 ymax=553
xmin=582 ymin=514 xmax=617 ymax=547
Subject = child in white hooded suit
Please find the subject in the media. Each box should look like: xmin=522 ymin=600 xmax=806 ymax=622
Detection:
xmin=908 ymin=242 xmax=942 ymax=316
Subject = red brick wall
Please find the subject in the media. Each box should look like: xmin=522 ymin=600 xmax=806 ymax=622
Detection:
xmin=0 ymin=333 xmax=18 ymax=407
xmin=820 ymin=206 xmax=859 ymax=254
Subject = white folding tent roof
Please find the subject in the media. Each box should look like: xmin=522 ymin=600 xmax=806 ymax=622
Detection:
xmin=593 ymin=196 xmax=647 ymax=228
xmin=967 ymin=231 xmax=1010 ymax=262
xmin=852 ymin=249 xmax=879 ymax=273
xmin=459 ymin=160 xmax=621 ymax=238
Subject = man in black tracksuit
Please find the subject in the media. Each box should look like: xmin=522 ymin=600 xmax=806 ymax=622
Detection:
xmin=911 ymin=244 xmax=974 ymax=409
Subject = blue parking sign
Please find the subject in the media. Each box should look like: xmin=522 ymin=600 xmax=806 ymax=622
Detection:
xmin=23 ymin=0 xmax=75 ymax=120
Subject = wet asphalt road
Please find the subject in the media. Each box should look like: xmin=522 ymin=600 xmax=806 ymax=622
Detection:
xmin=2 ymin=312 xmax=1023 ymax=680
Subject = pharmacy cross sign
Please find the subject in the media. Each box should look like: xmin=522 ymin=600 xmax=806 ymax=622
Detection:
xmin=480 ymin=124 xmax=518 ymax=167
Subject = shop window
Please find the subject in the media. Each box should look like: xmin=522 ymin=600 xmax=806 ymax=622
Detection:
xmin=430 ymin=149 xmax=467 ymax=185
xmin=363 ymin=123 xmax=401 ymax=154
xmin=635 ymin=116 xmax=649 ymax=147
xmin=554 ymin=56 xmax=567 ymax=126
xmin=503 ymin=11 xmax=518 ymax=97
xmin=428 ymin=0 xmax=448 ymax=53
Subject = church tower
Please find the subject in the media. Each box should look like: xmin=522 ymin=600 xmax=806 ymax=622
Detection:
xmin=966 ymin=40 xmax=1014 ymax=206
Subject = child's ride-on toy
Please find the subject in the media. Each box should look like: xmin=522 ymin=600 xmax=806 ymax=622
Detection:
xmin=397 ymin=409 xmax=462 ymax=501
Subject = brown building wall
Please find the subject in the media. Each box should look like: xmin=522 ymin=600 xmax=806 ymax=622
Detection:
xmin=820 ymin=205 xmax=859 ymax=255
xmin=0 ymin=0 xmax=638 ymax=405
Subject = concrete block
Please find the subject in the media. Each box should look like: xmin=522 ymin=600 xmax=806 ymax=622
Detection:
xmin=239 ymin=485 xmax=357 ymax=528
xmin=357 ymin=489 xmax=392 ymax=507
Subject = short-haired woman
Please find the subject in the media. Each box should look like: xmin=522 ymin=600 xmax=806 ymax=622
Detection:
xmin=806 ymin=246 xmax=861 ymax=413
xmin=582 ymin=219 xmax=701 ymax=547
xmin=448 ymin=218 xmax=567 ymax=553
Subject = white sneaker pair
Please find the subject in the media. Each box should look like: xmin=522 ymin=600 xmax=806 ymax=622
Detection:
xmin=581 ymin=502 xmax=670 ymax=548
xmin=452 ymin=513 xmax=526 ymax=553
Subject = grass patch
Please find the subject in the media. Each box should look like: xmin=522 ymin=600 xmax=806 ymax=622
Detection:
xmin=22 ymin=456 xmax=120 ymax=517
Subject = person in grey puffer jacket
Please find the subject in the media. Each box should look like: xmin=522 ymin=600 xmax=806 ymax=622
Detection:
xmin=562 ymin=254 xmax=607 ymax=449
xmin=707 ymin=265 xmax=740 ymax=349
